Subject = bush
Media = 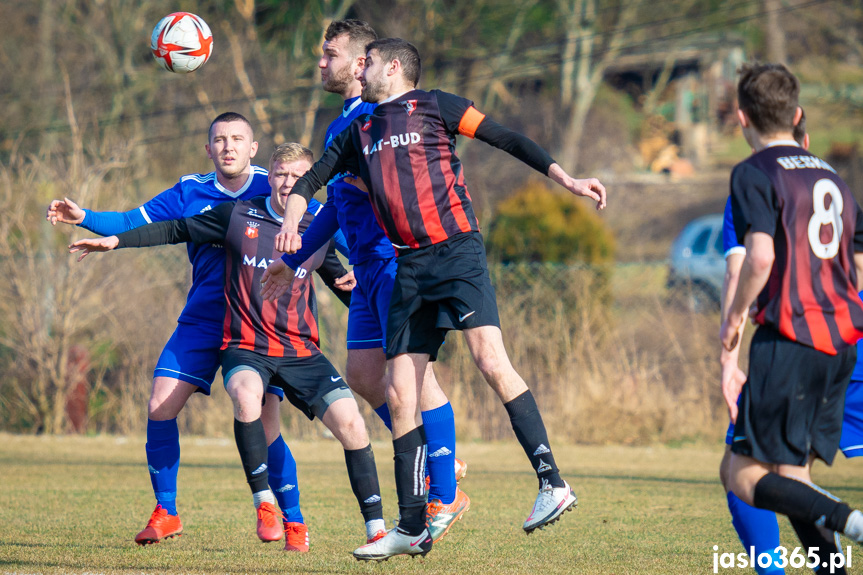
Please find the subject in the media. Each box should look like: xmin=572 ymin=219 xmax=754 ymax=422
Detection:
xmin=485 ymin=182 xmax=615 ymax=265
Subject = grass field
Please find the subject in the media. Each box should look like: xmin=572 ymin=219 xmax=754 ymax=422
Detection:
xmin=1 ymin=434 xmax=862 ymax=574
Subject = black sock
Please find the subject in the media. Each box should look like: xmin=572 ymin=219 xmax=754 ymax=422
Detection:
xmin=753 ymin=473 xmax=852 ymax=534
xmin=345 ymin=444 xmax=384 ymax=522
xmin=789 ymin=518 xmax=846 ymax=575
xmin=504 ymin=390 xmax=564 ymax=488
xmin=393 ymin=425 xmax=427 ymax=536
xmin=234 ymin=418 xmax=270 ymax=494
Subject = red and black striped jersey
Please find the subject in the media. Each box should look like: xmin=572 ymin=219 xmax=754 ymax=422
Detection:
xmin=290 ymin=89 xmax=556 ymax=253
xmin=730 ymin=144 xmax=863 ymax=354
xmin=114 ymin=195 xmax=347 ymax=358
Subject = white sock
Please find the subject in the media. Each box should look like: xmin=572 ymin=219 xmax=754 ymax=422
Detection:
xmin=365 ymin=518 xmax=386 ymax=539
xmin=253 ymin=489 xmax=275 ymax=508
xmin=844 ymin=510 xmax=863 ymax=542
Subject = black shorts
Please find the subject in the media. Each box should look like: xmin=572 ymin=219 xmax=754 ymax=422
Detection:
xmin=386 ymin=232 xmax=500 ymax=360
xmin=730 ymin=326 xmax=856 ymax=466
xmin=220 ymin=348 xmax=354 ymax=420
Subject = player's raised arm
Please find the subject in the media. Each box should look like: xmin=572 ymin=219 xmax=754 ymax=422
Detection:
xmin=276 ymin=129 xmax=358 ymax=253
xmin=69 ymin=203 xmax=234 ymax=261
xmin=434 ymin=90 xmax=606 ymax=210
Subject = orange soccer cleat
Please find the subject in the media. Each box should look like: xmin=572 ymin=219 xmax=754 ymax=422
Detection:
xmin=283 ymin=521 xmax=309 ymax=552
xmin=256 ymin=502 xmax=285 ymax=542
xmin=135 ymin=505 xmax=183 ymax=545
xmin=425 ymin=488 xmax=471 ymax=543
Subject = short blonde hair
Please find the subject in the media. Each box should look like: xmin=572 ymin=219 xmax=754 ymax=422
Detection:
xmin=269 ymin=143 xmax=314 ymax=170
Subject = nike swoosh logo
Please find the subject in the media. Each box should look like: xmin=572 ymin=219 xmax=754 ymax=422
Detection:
xmin=459 ymin=311 xmax=475 ymax=322
xmin=331 ymin=376 xmax=342 ymax=382
xmin=409 ymin=536 xmax=429 ymax=547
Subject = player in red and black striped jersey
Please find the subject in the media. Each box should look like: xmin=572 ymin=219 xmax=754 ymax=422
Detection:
xmin=720 ymin=63 xmax=863 ymax=557
xmin=70 ymin=144 xmax=388 ymax=549
xmin=271 ymin=38 xmax=606 ymax=560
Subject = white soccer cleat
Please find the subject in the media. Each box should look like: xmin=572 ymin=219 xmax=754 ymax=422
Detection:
xmin=353 ymin=527 xmax=433 ymax=561
xmin=523 ymin=479 xmax=577 ymax=533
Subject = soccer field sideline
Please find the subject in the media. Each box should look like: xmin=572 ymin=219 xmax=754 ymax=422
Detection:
xmin=1 ymin=434 xmax=861 ymax=574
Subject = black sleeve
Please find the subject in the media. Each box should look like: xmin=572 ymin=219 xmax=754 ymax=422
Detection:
xmin=315 ymin=239 xmax=352 ymax=308
xmin=115 ymin=202 xmax=233 ymax=248
xmin=434 ymin=89 xmax=476 ymax=134
xmin=855 ymin=203 xmax=863 ymax=253
xmin=291 ymin=128 xmax=360 ymax=202
xmin=473 ymin=116 xmax=556 ymax=176
xmin=730 ymin=163 xmax=777 ymax=245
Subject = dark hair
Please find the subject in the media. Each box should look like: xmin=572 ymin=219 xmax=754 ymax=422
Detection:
xmin=737 ymin=63 xmax=800 ymax=135
xmin=325 ymin=19 xmax=377 ymax=56
xmin=366 ymin=38 xmax=421 ymax=87
xmin=793 ymin=107 xmax=806 ymax=146
xmin=209 ymin=112 xmax=253 ymax=141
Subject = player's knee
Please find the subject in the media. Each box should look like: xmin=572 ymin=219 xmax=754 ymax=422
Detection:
xmin=473 ymin=351 xmax=507 ymax=382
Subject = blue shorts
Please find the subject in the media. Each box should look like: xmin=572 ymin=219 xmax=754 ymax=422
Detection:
xmin=840 ymin=379 xmax=863 ymax=458
xmin=154 ymin=320 xmax=284 ymax=399
xmin=725 ymin=379 xmax=863 ymax=459
xmin=346 ymin=257 xmax=397 ymax=351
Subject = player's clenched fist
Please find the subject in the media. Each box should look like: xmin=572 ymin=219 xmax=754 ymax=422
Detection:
xmin=274 ymin=230 xmax=302 ymax=254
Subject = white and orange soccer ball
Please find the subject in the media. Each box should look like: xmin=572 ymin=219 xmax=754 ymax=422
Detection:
xmin=150 ymin=12 xmax=213 ymax=73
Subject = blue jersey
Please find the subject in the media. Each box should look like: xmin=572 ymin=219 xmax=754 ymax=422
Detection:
xmin=80 ymin=167 xmax=330 ymax=327
xmin=282 ymin=97 xmax=395 ymax=268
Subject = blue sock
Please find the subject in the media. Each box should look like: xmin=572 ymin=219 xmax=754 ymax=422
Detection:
xmin=267 ymin=435 xmax=303 ymax=523
xmin=727 ymin=491 xmax=785 ymax=575
xmin=374 ymin=403 xmax=392 ymax=431
xmin=146 ymin=418 xmax=180 ymax=516
xmin=422 ymin=403 xmax=457 ymax=505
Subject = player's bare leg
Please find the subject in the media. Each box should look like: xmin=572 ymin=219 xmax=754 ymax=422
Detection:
xmin=226 ymin=370 xmax=282 ymax=542
xmin=463 ymin=325 xmax=576 ymax=532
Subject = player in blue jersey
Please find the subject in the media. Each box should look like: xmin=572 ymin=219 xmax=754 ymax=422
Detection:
xmin=46 ymin=113 xmax=351 ymax=550
xmin=260 ymin=20 xmax=468 ymax=544
xmin=720 ymin=107 xmax=863 ymax=574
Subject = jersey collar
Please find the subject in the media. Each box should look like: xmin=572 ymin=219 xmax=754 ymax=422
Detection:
xmin=379 ymin=90 xmax=411 ymax=104
xmin=765 ymin=140 xmax=799 ymax=148
xmin=343 ymin=96 xmax=363 ymax=117
xmin=214 ymin=168 xmax=259 ymax=198
xmin=265 ymin=197 xmax=284 ymax=223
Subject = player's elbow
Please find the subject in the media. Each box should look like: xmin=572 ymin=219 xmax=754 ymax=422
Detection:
xmin=748 ymin=250 xmax=774 ymax=276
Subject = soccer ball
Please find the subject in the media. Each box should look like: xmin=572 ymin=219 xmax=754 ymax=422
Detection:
xmin=150 ymin=12 xmax=213 ymax=73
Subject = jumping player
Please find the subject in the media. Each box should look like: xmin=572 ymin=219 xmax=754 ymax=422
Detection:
xmin=68 ymin=143 xmax=386 ymax=550
xmin=271 ymin=38 xmax=606 ymax=560
xmin=720 ymin=63 xmax=863 ymax=561
xmin=46 ymin=114 xmax=350 ymax=549
xmin=261 ymin=20 xmax=468 ymax=544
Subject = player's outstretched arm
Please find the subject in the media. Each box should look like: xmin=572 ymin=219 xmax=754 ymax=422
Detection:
xmin=547 ymin=164 xmax=607 ymax=211
xmin=260 ymin=259 xmax=296 ymax=302
xmin=68 ymin=236 xmax=119 ymax=261
xmin=47 ymin=198 xmax=85 ymax=226
xmin=275 ymin=194 xmax=309 ymax=254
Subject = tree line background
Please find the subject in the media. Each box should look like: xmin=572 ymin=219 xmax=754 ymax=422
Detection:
xmin=1 ymin=0 xmax=862 ymax=441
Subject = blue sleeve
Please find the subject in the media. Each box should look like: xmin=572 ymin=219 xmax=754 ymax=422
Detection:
xmin=280 ymin=196 xmax=341 ymax=269
xmin=332 ymin=228 xmax=349 ymax=258
xmin=80 ymin=208 xmax=149 ymax=236
xmin=722 ymin=197 xmax=743 ymax=255
xmin=78 ymin=182 xmax=185 ymax=236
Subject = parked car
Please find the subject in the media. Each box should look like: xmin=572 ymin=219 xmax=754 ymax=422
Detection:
xmin=667 ymin=213 xmax=725 ymax=312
